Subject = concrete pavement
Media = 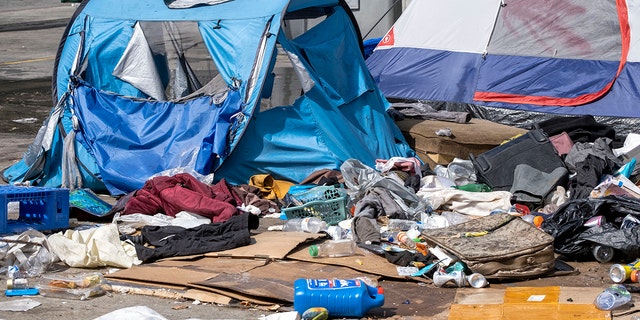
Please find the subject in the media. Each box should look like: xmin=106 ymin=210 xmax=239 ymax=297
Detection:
xmin=0 ymin=0 xmax=77 ymax=80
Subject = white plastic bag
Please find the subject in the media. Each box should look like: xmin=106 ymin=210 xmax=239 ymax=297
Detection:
xmin=0 ymin=229 xmax=56 ymax=277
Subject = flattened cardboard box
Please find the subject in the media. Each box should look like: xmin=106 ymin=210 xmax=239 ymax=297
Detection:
xmin=106 ymin=232 xmax=322 ymax=289
xmin=449 ymin=286 xmax=611 ymax=320
xmin=191 ymin=260 xmax=376 ymax=304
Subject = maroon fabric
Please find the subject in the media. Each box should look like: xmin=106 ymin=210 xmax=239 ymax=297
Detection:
xmin=122 ymin=173 xmax=240 ymax=222
xmin=550 ymin=131 xmax=574 ymax=156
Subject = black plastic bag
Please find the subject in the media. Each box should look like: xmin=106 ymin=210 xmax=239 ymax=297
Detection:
xmin=541 ymin=195 xmax=640 ymax=260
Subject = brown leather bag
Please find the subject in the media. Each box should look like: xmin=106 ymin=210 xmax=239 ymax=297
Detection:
xmin=422 ymin=213 xmax=555 ymax=279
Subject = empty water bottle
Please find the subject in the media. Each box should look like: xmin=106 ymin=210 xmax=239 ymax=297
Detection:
xmin=594 ymin=285 xmax=631 ymax=310
xmin=326 ymin=225 xmax=348 ymax=240
xmin=387 ymin=219 xmax=419 ymax=231
xmin=309 ymin=239 xmax=358 ymax=258
xmin=283 ymin=217 xmax=327 ymax=233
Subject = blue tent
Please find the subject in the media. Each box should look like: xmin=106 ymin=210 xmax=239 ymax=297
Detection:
xmin=3 ymin=0 xmax=415 ymax=195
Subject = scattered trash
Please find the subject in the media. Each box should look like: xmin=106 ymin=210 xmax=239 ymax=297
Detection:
xmin=38 ymin=272 xmax=111 ymax=300
xmin=283 ymin=217 xmax=327 ymax=233
xmin=584 ymin=215 xmax=605 ymax=228
xmin=5 ymin=287 xmax=39 ymax=297
xmin=610 ymin=259 xmax=640 ymax=283
xmin=0 ymin=229 xmax=56 ymax=277
xmin=435 ymin=128 xmax=452 ymax=137
xmin=259 ymin=311 xmax=300 ymax=320
xmin=0 ymin=298 xmax=41 ymax=312
xmin=591 ymin=174 xmax=640 ymax=199
xmin=592 ymin=244 xmax=615 ymax=263
xmin=309 ymin=239 xmax=358 ymax=258
xmin=12 ymin=118 xmax=38 ymax=124
xmin=301 ymin=307 xmax=328 ymax=320
xmin=432 ymin=262 xmax=489 ymax=288
xmin=326 ymin=225 xmax=349 ymax=240
xmin=93 ymin=305 xmax=169 ymax=320
xmin=594 ymin=285 xmax=631 ymax=310
xmin=397 ymin=266 xmax=420 ymax=276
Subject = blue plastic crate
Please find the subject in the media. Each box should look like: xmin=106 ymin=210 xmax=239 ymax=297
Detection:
xmin=0 ymin=186 xmax=70 ymax=234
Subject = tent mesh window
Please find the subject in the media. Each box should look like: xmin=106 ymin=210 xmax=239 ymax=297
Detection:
xmin=110 ymin=21 xmax=222 ymax=101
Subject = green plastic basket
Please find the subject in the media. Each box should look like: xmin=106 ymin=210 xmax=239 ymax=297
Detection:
xmin=282 ymin=196 xmax=348 ymax=226
xmin=288 ymin=185 xmax=345 ymax=205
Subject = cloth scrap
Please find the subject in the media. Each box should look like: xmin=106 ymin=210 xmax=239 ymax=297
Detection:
xmin=249 ymin=174 xmax=294 ymax=200
xmin=47 ymin=224 xmax=141 ymax=268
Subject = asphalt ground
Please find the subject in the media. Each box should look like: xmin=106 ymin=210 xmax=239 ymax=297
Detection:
xmin=0 ymin=1 xmax=635 ymax=320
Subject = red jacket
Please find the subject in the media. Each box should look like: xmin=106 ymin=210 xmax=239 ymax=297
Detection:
xmin=122 ymin=173 xmax=242 ymax=223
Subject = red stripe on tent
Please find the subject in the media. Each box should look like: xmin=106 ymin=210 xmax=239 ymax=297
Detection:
xmin=378 ymin=26 xmax=395 ymax=47
xmin=474 ymin=0 xmax=630 ymax=107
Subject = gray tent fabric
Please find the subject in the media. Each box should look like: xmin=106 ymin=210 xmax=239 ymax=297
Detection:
xmin=112 ymin=23 xmax=166 ymax=101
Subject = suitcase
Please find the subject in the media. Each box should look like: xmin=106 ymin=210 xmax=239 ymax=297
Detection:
xmin=395 ymin=118 xmax=526 ymax=167
xmin=422 ymin=213 xmax=555 ymax=279
xmin=469 ymin=129 xmax=566 ymax=191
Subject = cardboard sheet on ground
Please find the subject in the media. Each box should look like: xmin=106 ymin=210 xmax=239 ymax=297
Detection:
xmin=286 ymin=240 xmax=413 ymax=280
xmin=204 ymin=231 xmax=324 ymax=259
xmin=105 ymin=257 xmax=266 ymax=288
xmin=191 ymin=260 xmax=377 ymax=304
xmin=448 ymin=286 xmax=611 ymax=320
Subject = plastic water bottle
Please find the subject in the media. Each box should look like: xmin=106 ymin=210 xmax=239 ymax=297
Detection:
xmin=326 ymin=225 xmax=348 ymax=240
xmin=594 ymin=285 xmax=631 ymax=310
xmin=309 ymin=240 xmax=357 ymax=258
xmin=293 ymin=278 xmax=385 ymax=318
xmin=283 ymin=217 xmax=327 ymax=233
xmin=388 ymin=219 xmax=419 ymax=231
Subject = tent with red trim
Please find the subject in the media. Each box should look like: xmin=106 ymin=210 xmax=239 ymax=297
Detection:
xmin=366 ymin=0 xmax=639 ymax=131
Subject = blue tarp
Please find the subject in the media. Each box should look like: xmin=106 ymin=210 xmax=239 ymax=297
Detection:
xmin=3 ymin=0 xmax=415 ymax=195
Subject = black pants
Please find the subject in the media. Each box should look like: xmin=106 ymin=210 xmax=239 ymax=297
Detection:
xmin=135 ymin=213 xmax=259 ymax=262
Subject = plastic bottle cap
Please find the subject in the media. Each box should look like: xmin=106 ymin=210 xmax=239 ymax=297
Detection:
xmin=309 ymin=245 xmax=319 ymax=257
xmin=533 ymin=216 xmax=544 ymax=227
xmin=631 ymin=270 xmax=640 ymax=282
